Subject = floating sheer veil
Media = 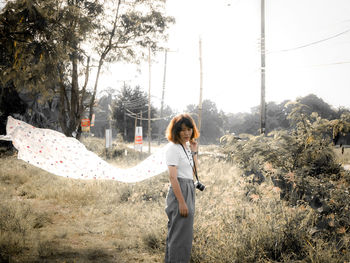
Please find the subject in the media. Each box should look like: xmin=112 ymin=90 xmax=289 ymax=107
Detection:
xmin=0 ymin=116 xmax=169 ymax=182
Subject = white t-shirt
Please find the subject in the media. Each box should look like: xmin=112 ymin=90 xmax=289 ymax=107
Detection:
xmin=165 ymin=142 xmax=194 ymax=180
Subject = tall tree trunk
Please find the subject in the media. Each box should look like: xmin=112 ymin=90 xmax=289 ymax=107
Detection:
xmin=58 ymin=64 xmax=69 ymax=136
xmin=70 ymin=51 xmax=80 ymax=136
xmin=76 ymin=56 xmax=90 ymax=140
xmin=58 ymin=55 xmax=82 ymax=138
xmin=88 ymin=58 xmax=103 ymax=121
xmin=88 ymin=0 xmax=122 ymax=122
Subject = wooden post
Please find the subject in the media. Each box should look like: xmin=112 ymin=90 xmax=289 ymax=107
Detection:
xmin=148 ymin=46 xmax=152 ymax=154
xmin=198 ymin=37 xmax=203 ymax=145
xmin=134 ymin=111 xmax=137 ymax=149
xmin=260 ymin=0 xmax=266 ymax=135
xmin=158 ymin=49 xmax=168 ymax=145
xmin=140 ymin=111 xmax=143 ymax=154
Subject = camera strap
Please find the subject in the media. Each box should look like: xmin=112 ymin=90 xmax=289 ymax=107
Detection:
xmin=180 ymin=144 xmax=199 ymax=182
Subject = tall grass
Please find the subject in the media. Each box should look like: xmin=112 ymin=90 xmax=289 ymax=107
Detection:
xmin=0 ymin=138 xmax=349 ymax=262
xmin=334 ymin=146 xmax=350 ymax=165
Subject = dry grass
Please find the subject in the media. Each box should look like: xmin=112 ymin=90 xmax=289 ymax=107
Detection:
xmin=333 ymin=146 xmax=350 ymax=165
xmin=0 ymin=138 xmax=349 ymax=262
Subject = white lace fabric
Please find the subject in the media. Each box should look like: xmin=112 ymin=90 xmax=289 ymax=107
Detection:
xmin=0 ymin=116 xmax=169 ymax=182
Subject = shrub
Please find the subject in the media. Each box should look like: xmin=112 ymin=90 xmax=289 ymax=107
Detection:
xmin=220 ymin=105 xmax=350 ymax=260
xmin=0 ymin=201 xmax=33 ymax=261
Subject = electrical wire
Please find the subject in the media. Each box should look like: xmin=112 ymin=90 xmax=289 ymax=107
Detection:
xmin=125 ymin=107 xmax=149 ymax=116
xmin=124 ymin=108 xmax=174 ymax=121
xmin=121 ymin=100 xmax=147 ymax=107
xmin=121 ymin=97 xmax=147 ymax=103
xmin=125 ymin=112 xmax=174 ymax=121
xmin=307 ymin=61 xmax=350 ymax=68
xmin=267 ymin=28 xmax=350 ymax=54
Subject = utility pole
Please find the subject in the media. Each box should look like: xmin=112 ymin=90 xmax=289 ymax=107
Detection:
xmin=108 ymin=93 xmax=112 ymax=130
xmin=105 ymin=92 xmax=113 ymax=151
xmin=139 ymin=111 xmax=143 ymax=153
xmin=123 ymin=81 xmax=127 ymax=139
xmin=198 ymin=37 xmax=203 ymax=144
xmin=158 ymin=49 xmax=168 ymax=145
xmin=134 ymin=112 xmax=137 ymax=149
xmin=260 ymin=0 xmax=266 ymax=135
xmin=148 ymin=46 xmax=152 ymax=154
xmin=123 ymin=107 xmax=127 ymax=138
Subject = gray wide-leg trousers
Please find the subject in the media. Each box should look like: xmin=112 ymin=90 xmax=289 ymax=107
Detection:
xmin=165 ymin=178 xmax=195 ymax=263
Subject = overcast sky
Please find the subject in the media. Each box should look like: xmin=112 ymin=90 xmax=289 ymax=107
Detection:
xmin=100 ymin=0 xmax=350 ymax=114
xmin=2 ymin=0 xmax=350 ymax=114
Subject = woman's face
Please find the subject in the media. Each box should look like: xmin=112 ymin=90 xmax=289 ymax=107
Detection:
xmin=179 ymin=123 xmax=193 ymax=143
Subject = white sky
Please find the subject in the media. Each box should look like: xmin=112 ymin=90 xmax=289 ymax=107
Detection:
xmin=100 ymin=0 xmax=350 ymax=114
xmin=2 ymin=0 xmax=350 ymax=114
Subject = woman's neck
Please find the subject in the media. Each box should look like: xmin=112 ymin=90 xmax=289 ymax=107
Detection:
xmin=180 ymin=141 xmax=189 ymax=148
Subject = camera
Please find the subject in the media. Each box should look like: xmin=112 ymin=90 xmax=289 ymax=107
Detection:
xmin=194 ymin=181 xmax=205 ymax=191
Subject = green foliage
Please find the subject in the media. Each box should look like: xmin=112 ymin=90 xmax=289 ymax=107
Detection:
xmin=0 ymin=0 xmax=103 ymax=136
xmin=224 ymin=94 xmax=349 ymax=136
xmin=187 ymin=99 xmax=225 ymax=144
xmin=0 ymin=0 xmax=60 ymax=95
xmin=0 ymin=0 xmax=174 ymax=137
xmin=221 ymin=102 xmax=350 ymax=251
xmin=330 ymin=112 xmax=350 ymax=143
xmin=93 ymin=1 xmax=174 ymax=63
xmin=299 ymin=94 xmax=339 ymax=120
xmin=112 ymin=84 xmax=156 ymax=142
xmin=88 ymin=94 xmax=111 ymax=137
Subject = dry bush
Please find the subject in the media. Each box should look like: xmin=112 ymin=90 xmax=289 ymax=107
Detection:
xmin=0 ymin=200 xmax=53 ymax=262
xmin=190 ymin=158 xmax=304 ymax=262
xmin=0 ymin=201 xmax=30 ymax=261
xmin=190 ymin=155 xmax=350 ymax=262
xmin=218 ymin=108 xmax=350 ymax=262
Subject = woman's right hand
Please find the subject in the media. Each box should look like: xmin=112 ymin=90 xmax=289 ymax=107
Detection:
xmin=179 ymin=201 xmax=188 ymax=217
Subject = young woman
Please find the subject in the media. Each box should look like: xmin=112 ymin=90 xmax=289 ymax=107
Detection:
xmin=164 ymin=113 xmax=200 ymax=263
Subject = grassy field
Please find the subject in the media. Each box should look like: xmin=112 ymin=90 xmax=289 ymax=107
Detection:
xmin=1 ymin=138 xmax=350 ymax=262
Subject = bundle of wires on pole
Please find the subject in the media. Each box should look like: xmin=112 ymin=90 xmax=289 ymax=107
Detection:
xmin=124 ymin=107 xmax=175 ymax=121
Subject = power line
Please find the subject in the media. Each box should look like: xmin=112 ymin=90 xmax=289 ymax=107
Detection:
xmin=267 ymin=28 xmax=350 ymax=53
xmin=124 ymin=108 xmax=174 ymax=121
xmin=121 ymin=101 xmax=148 ymax=110
xmin=124 ymin=100 xmax=146 ymax=104
xmin=121 ymin=98 xmax=147 ymax=105
xmin=123 ymin=105 xmax=148 ymax=111
xmin=125 ymin=112 xmax=174 ymax=121
xmin=125 ymin=107 xmax=149 ymax=115
xmin=308 ymin=61 xmax=350 ymax=68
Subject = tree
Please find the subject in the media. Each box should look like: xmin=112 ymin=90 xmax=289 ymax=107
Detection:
xmin=56 ymin=0 xmax=102 ymax=138
xmin=0 ymin=83 xmax=26 ymax=148
xmin=266 ymin=101 xmax=290 ymax=132
xmin=186 ymin=99 xmax=225 ymax=144
xmin=298 ymin=94 xmax=338 ymax=120
xmin=223 ymin=95 xmax=344 ymax=137
xmin=155 ymin=105 xmax=175 ymax=143
xmin=112 ymin=84 xmax=156 ymax=142
xmin=89 ymin=94 xmax=111 ymax=138
xmin=0 ymin=0 xmax=174 ymax=139
xmin=87 ymin=0 xmax=175 ymax=124
xmin=240 ymin=106 xmax=260 ymax=135
xmin=0 ymin=0 xmax=102 ymax=137
xmin=225 ymin=112 xmax=255 ymax=135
